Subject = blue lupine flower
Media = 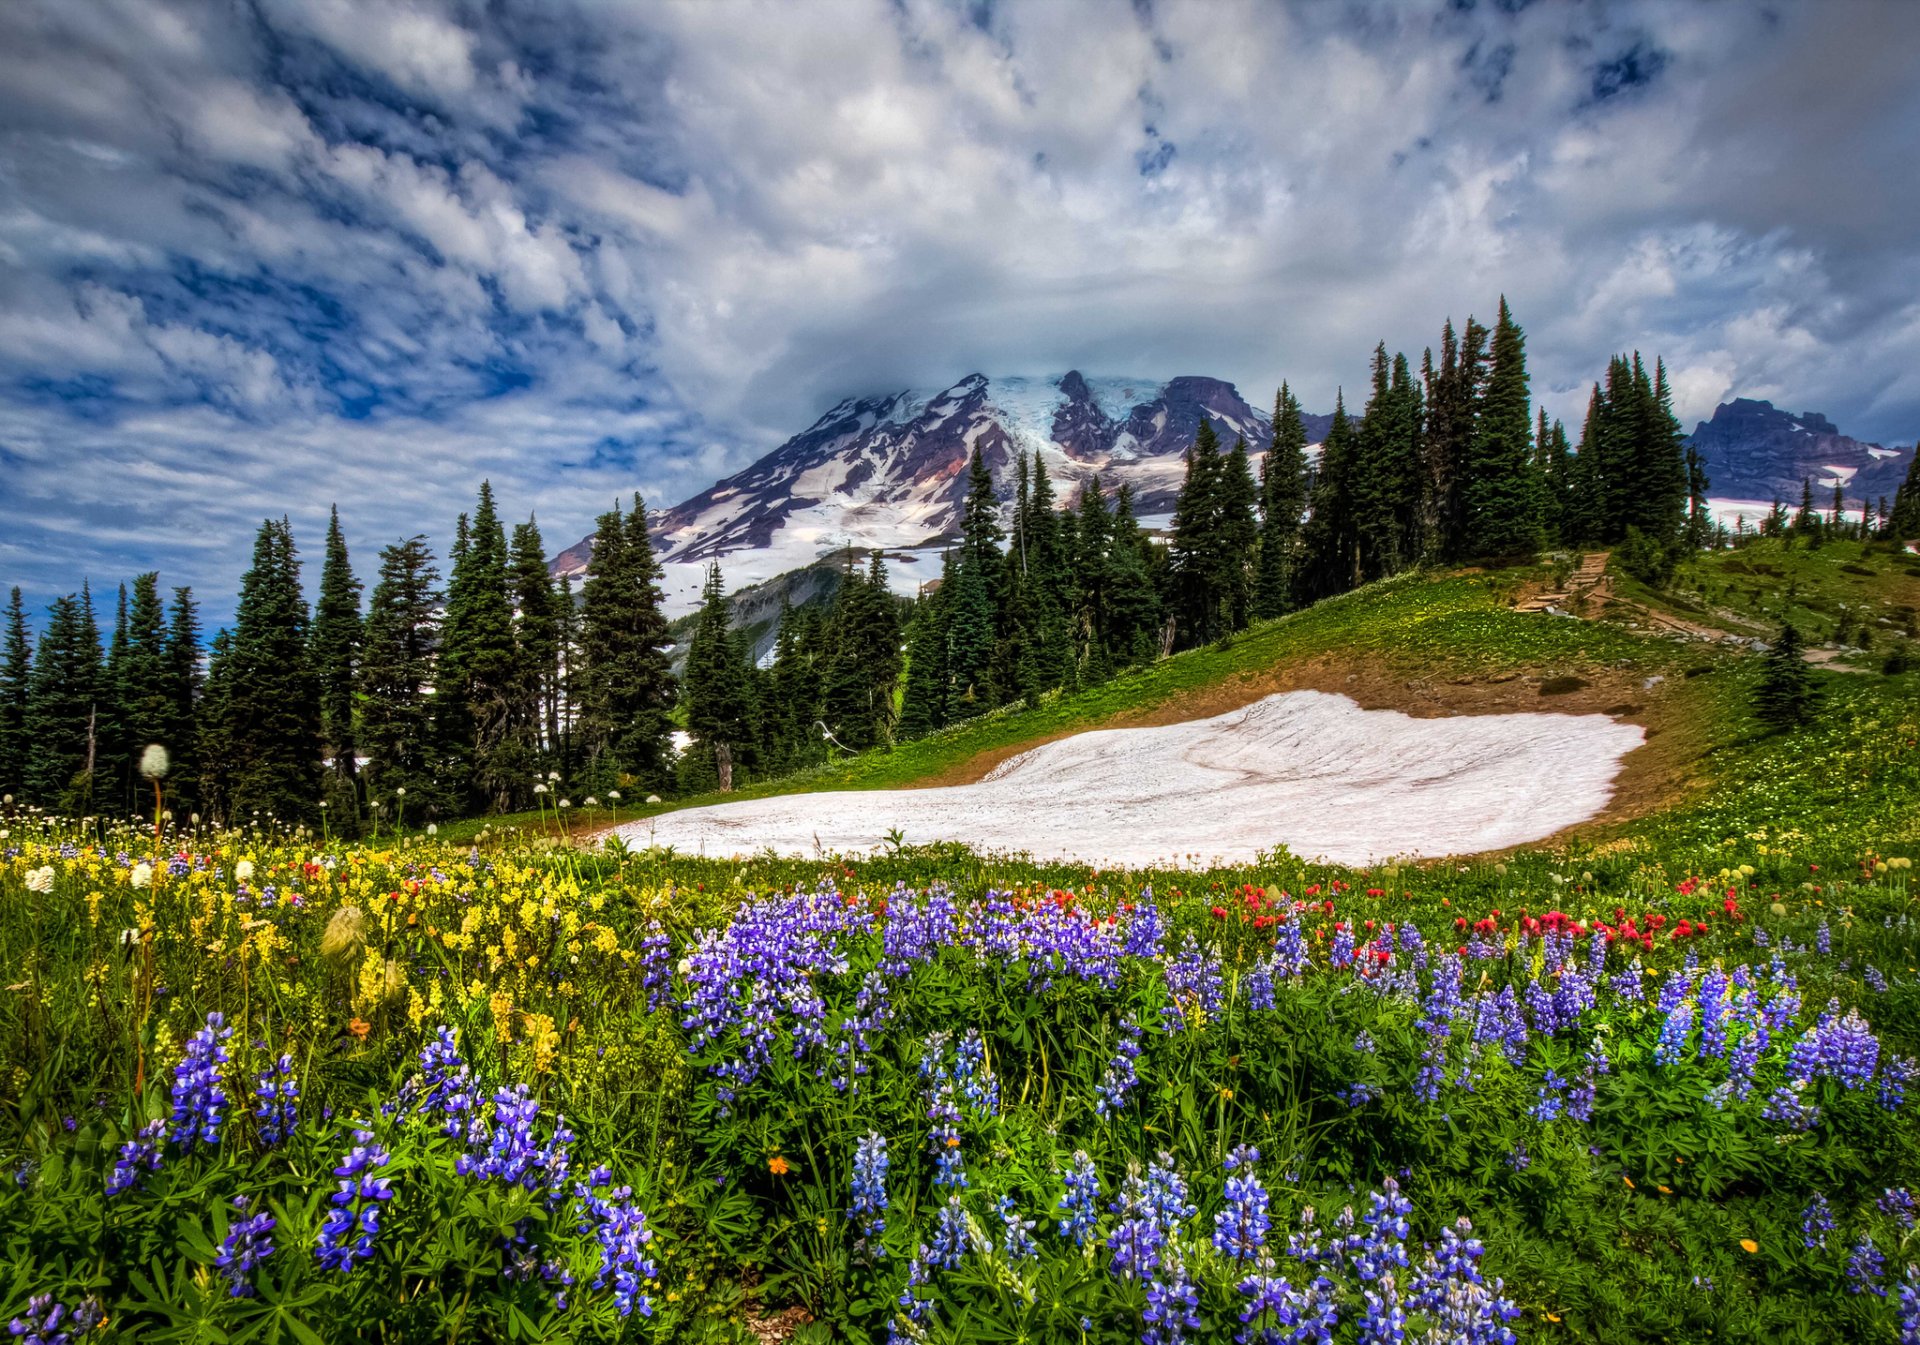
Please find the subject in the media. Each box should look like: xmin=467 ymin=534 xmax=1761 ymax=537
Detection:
xmin=253 ymin=1054 xmax=298 ymax=1146
xmin=1763 ymin=1082 xmax=1821 ymax=1132
xmin=1213 ymin=1148 xmax=1269 ymax=1262
xmin=1846 ymin=1236 xmax=1886 ymax=1296
xmin=1162 ymin=934 xmax=1225 ymax=1031
xmin=1877 ymin=1187 xmax=1917 ymax=1231
xmin=1530 ymin=1070 xmax=1567 ymax=1123
xmin=1816 ymin=919 xmax=1831 ymax=955
xmin=5 ymin=1293 xmax=104 ymax=1344
xmin=578 ymin=1183 xmax=657 ymax=1317
xmin=1897 ymin=1267 xmax=1920 ymax=1345
xmin=315 ymin=1130 xmax=394 ymax=1272
xmin=1802 ymin=1194 xmax=1834 ymax=1248
xmin=1882 ymin=1055 xmax=1916 ymax=1112
xmin=1095 ymin=1017 xmax=1144 ymax=1117
xmin=216 ymin=1196 xmax=277 ymax=1298
xmin=1057 ymin=1150 xmax=1100 ymax=1246
xmin=849 ymin=1132 xmax=889 ymax=1249
xmin=1141 ymin=1256 xmax=1201 ymax=1345
xmin=170 ymin=1011 xmax=232 ymax=1149
xmin=928 ymin=1195 xmax=968 ymax=1270
xmin=106 ymin=1118 xmax=167 ymax=1197
xmin=998 ymin=1194 xmax=1038 ymax=1261
xmin=1271 ymin=916 xmax=1310 ymax=978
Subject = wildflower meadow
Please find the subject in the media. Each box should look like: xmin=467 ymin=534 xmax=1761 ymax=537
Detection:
xmin=2 ymin=796 xmax=1919 ymax=1344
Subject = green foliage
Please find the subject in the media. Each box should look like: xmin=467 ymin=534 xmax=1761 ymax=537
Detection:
xmin=1753 ymin=623 xmax=1821 ymax=731
xmin=223 ymin=519 xmax=324 ymax=826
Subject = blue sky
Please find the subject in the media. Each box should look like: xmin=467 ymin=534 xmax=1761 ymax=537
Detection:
xmin=2 ymin=0 xmax=1917 ymax=630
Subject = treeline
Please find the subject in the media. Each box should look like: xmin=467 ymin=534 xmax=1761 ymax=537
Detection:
xmin=0 ymin=488 xmax=684 ymax=829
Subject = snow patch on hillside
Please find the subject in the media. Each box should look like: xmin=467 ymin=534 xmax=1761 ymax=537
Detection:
xmin=613 ymin=691 xmax=1643 ymax=866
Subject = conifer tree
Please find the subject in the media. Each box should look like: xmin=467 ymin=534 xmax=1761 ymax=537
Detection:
xmin=822 ymin=553 xmax=901 ymax=749
xmin=24 ymin=592 xmax=102 ymax=810
xmin=509 ymin=518 xmax=560 ymax=779
xmin=769 ymin=598 xmax=827 ymax=766
xmin=1420 ymin=318 xmax=1488 ymax=561
xmin=1684 ymin=443 xmax=1713 ymax=550
xmin=897 ymin=576 xmax=949 ymax=742
xmin=1354 ymin=347 xmax=1424 ymax=579
xmin=1754 ymin=623 xmax=1820 ymax=730
xmin=438 ymin=483 xmax=519 ymax=811
xmin=1462 ymin=297 xmax=1543 ymax=558
xmin=578 ymin=496 xmax=674 ymax=791
xmin=359 ymin=536 xmax=442 ymax=811
xmin=118 ymin=574 xmax=172 ymax=813
xmin=312 ymin=506 xmax=363 ymax=823
xmin=1300 ymin=394 xmax=1358 ymax=601
xmin=946 ymin=451 xmax=1003 ymax=717
xmin=1217 ymin=436 xmax=1261 ymax=631
xmin=196 ymin=629 xmax=234 ymax=824
xmin=224 ymin=519 xmax=322 ymax=825
xmin=162 ymin=588 xmax=202 ymax=816
xmin=1889 ymin=443 xmax=1920 ymax=542
xmin=1167 ymin=419 xmax=1225 ymax=646
xmin=553 ymin=572 xmax=581 ymax=778
xmin=1072 ymin=477 xmax=1115 ymax=680
xmin=0 ymin=588 xmax=30 ymax=799
xmin=1255 ymin=383 xmax=1309 ymax=618
xmin=682 ymin=563 xmax=754 ymax=791
xmin=1106 ymin=484 xmax=1163 ymax=667
xmin=1792 ymin=477 xmax=1819 ymax=539
xmin=1025 ymin=452 xmax=1075 ymax=693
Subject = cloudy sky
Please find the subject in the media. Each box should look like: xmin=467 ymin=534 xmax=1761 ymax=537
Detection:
xmin=3 ymin=0 xmax=1917 ymax=628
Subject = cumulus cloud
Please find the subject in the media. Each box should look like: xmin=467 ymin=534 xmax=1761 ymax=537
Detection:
xmin=0 ymin=0 xmax=1916 ymax=625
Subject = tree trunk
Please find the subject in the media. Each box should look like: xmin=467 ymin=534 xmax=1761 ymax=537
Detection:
xmin=715 ymin=741 xmax=733 ymax=794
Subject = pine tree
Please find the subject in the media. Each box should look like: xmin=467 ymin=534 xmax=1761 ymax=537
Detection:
xmin=1167 ymin=418 xmax=1225 ymax=646
xmin=821 ymin=552 xmax=901 ymax=750
xmin=1684 ymin=442 xmax=1713 ymax=550
xmin=0 ymin=588 xmax=30 ymax=799
xmin=196 ymin=628 xmax=234 ymax=824
xmin=897 ymin=576 xmax=949 ymax=742
xmin=1420 ymin=318 xmax=1488 ymax=561
xmin=162 ymin=588 xmax=202 ymax=817
xmin=359 ymin=536 xmax=443 ymax=811
xmin=118 ymin=574 xmax=172 ymax=814
xmin=553 ymin=572 xmax=581 ymax=779
xmin=945 ymin=451 xmax=1003 ymax=717
xmin=578 ymin=496 xmax=675 ymax=791
xmin=1217 ymin=436 xmax=1261 ymax=631
xmin=1255 ymin=383 xmax=1309 ymax=618
xmin=312 ymin=506 xmax=363 ymax=825
xmin=769 ymin=598 xmax=826 ymax=766
xmin=682 ymin=563 xmax=754 ymax=791
xmin=1025 ymin=452 xmax=1075 ymax=694
xmin=437 ymin=482 xmax=519 ymax=811
xmin=1462 ymin=297 xmax=1543 ymax=558
xmin=1300 ymin=393 xmax=1358 ymax=600
xmin=99 ymin=584 xmax=133 ymax=813
xmin=1106 ymin=484 xmax=1163 ymax=667
xmin=1889 ymin=443 xmax=1920 ymax=542
xmin=509 ymin=518 xmax=560 ymax=785
xmin=1754 ymin=623 xmax=1820 ymax=730
xmin=24 ymin=593 xmax=102 ymax=810
xmin=1354 ymin=347 xmax=1424 ymax=579
xmin=1792 ymin=478 xmax=1820 ymax=540
xmin=224 ymin=519 xmax=322 ymax=825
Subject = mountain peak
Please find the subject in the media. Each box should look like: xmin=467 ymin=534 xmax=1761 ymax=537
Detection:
xmin=1688 ymin=398 xmax=1906 ymax=500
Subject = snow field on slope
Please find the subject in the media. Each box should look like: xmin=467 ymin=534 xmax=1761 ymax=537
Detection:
xmin=614 ymin=690 xmax=1645 ymax=867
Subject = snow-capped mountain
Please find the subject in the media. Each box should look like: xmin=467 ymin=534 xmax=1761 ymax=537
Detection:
xmin=1688 ymin=398 xmax=1910 ymax=504
xmin=555 ymin=372 xmax=1328 ymax=616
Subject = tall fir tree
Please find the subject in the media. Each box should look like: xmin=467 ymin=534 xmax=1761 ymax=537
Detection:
xmin=359 ymin=536 xmax=443 ymax=810
xmin=1754 ymin=623 xmax=1820 ymax=730
xmin=578 ymin=496 xmax=675 ymax=791
xmin=897 ymin=574 xmax=950 ymax=742
xmin=24 ymin=592 xmax=102 ymax=810
xmin=1167 ymin=418 xmax=1226 ymax=646
xmin=945 ymin=450 xmax=1003 ymax=718
xmin=1216 ymin=436 xmax=1261 ymax=631
xmin=1255 ymin=383 xmax=1309 ymax=618
xmin=1106 ymin=484 xmax=1163 ymax=667
xmin=1461 ymin=297 xmax=1543 ymax=559
xmin=1354 ymin=347 xmax=1424 ymax=579
xmin=99 ymin=584 xmax=132 ymax=813
xmin=509 ymin=517 xmax=560 ymax=785
xmin=1420 ymin=317 xmax=1488 ymax=561
xmin=438 ymin=482 xmax=520 ymax=811
xmin=0 ymin=588 xmax=30 ymax=799
xmin=162 ymin=588 xmax=202 ymax=817
xmin=196 ymin=628 xmax=234 ymax=825
xmin=681 ymin=563 xmax=755 ymax=791
xmin=312 ymin=506 xmax=363 ymax=825
xmin=821 ymin=552 xmax=901 ymax=750
xmin=1889 ymin=440 xmax=1920 ymax=541
xmin=224 ymin=519 xmax=322 ymax=825
xmin=1300 ymin=393 xmax=1358 ymax=601
xmin=118 ymin=574 xmax=173 ymax=813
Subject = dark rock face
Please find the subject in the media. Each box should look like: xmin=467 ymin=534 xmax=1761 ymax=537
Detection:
xmin=1687 ymin=398 xmax=1909 ymax=502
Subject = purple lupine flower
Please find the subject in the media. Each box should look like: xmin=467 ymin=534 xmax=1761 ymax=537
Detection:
xmin=635 ymin=921 xmax=672 ymax=1012
xmin=1846 ymin=1237 xmax=1886 ymax=1296
xmin=1095 ymin=1017 xmax=1144 ymax=1117
xmin=928 ymin=1195 xmax=968 ymax=1270
xmin=315 ymin=1130 xmax=394 ymax=1272
xmin=106 ymin=1118 xmax=167 ymax=1197
xmin=1802 ymin=1194 xmax=1834 ymax=1248
xmin=253 ymin=1054 xmax=298 ymax=1146
xmin=1162 ymin=934 xmax=1224 ymax=1032
xmin=5 ymin=1294 xmax=104 ymax=1344
xmin=1654 ymin=1000 xmax=1694 ymax=1067
xmin=1881 ymin=1055 xmax=1915 ymax=1112
xmin=1530 ymin=1070 xmax=1567 ymax=1123
xmin=1897 ymin=1267 xmax=1920 ymax=1345
xmin=216 ymin=1196 xmax=277 ymax=1297
xmin=849 ymin=1132 xmax=888 ymax=1251
xmin=1816 ymin=919 xmax=1831 ymax=955
xmin=1271 ymin=916 xmax=1310 ymax=978
xmin=1141 ymin=1256 xmax=1201 ymax=1345
xmin=1057 ymin=1150 xmax=1100 ymax=1246
xmin=170 ymin=1011 xmax=233 ymax=1149
xmin=998 ymin=1194 xmax=1038 ymax=1261
xmin=1877 ymin=1187 xmax=1917 ymax=1231
xmin=1213 ymin=1146 xmax=1269 ymax=1261
xmin=577 ymin=1182 xmax=656 ymax=1317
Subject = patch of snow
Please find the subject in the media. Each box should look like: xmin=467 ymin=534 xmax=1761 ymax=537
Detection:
xmin=615 ymin=691 xmax=1643 ymax=867
xmin=1868 ymin=446 xmax=1901 ymax=460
